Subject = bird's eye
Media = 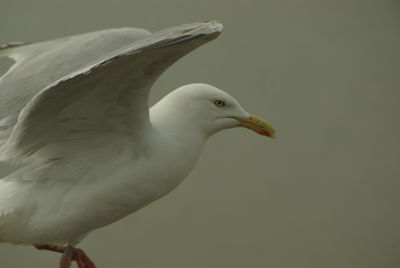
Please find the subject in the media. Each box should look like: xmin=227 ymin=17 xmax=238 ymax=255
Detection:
xmin=214 ymin=99 xmax=225 ymax=107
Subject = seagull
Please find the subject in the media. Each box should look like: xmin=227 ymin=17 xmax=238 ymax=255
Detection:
xmin=0 ymin=21 xmax=275 ymax=268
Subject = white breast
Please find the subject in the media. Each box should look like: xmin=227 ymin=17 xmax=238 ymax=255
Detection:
xmin=0 ymin=126 xmax=205 ymax=245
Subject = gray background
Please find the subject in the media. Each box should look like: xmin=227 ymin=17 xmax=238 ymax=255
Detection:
xmin=1 ymin=0 xmax=400 ymax=267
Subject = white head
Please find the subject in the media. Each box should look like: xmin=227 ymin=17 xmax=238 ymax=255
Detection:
xmin=151 ymin=83 xmax=275 ymax=139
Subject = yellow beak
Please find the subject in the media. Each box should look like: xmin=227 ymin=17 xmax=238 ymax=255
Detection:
xmin=233 ymin=115 xmax=276 ymax=139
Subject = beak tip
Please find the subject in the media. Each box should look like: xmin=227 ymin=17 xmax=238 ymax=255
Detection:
xmin=261 ymin=130 xmax=276 ymax=139
xmin=234 ymin=115 xmax=276 ymax=139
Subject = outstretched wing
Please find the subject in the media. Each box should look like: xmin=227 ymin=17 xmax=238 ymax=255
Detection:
xmin=2 ymin=21 xmax=223 ymax=158
xmin=0 ymin=27 xmax=152 ymax=145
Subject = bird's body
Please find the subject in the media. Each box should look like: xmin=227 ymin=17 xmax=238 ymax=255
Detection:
xmin=0 ymin=86 xmax=207 ymax=246
xmin=0 ymin=22 xmax=275 ymax=267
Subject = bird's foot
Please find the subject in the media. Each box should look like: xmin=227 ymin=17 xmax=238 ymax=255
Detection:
xmin=71 ymin=247 xmax=96 ymax=268
xmin=34 ymin=244 xmax=96 ymax=268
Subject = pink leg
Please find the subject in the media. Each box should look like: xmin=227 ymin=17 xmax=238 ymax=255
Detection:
xmin=34 ymin=244 xmax=96 ymax=268
xmin=59 ymin=245 xmax=74 ymax=268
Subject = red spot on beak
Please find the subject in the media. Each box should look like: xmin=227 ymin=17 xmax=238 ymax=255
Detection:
xmin=259 ymin=130 xmax=271 ymax=137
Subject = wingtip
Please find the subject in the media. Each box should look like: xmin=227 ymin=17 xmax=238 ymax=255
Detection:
xmin=184 ymin=21 xmax=223 ymax=40
xmin=177 ymin=21 xmax=223 ymax=37
xmin=203 ymin=21 xmax=224 ymax=33
xmin=126 ymin=21 xmax=224 ymax=51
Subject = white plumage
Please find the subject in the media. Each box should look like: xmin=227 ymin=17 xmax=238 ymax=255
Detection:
xmin=0 ymin=22 xmax=275 ymax=267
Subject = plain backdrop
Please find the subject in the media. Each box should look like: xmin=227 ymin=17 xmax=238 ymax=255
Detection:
xmin=0 ymin=0 xmax=400 ymax=267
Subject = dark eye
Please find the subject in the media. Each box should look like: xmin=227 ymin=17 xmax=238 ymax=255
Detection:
xmin=214 ymin=99 xmax=225 ymax=107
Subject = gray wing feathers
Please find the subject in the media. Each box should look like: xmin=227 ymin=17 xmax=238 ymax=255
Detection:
xmin=0 ymin=28 xmax=151 ymax=125
xmin=2 ymin=22 xmax=222 ymax=158
xmin=0 ymin=28 xmax=151 ymax=146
